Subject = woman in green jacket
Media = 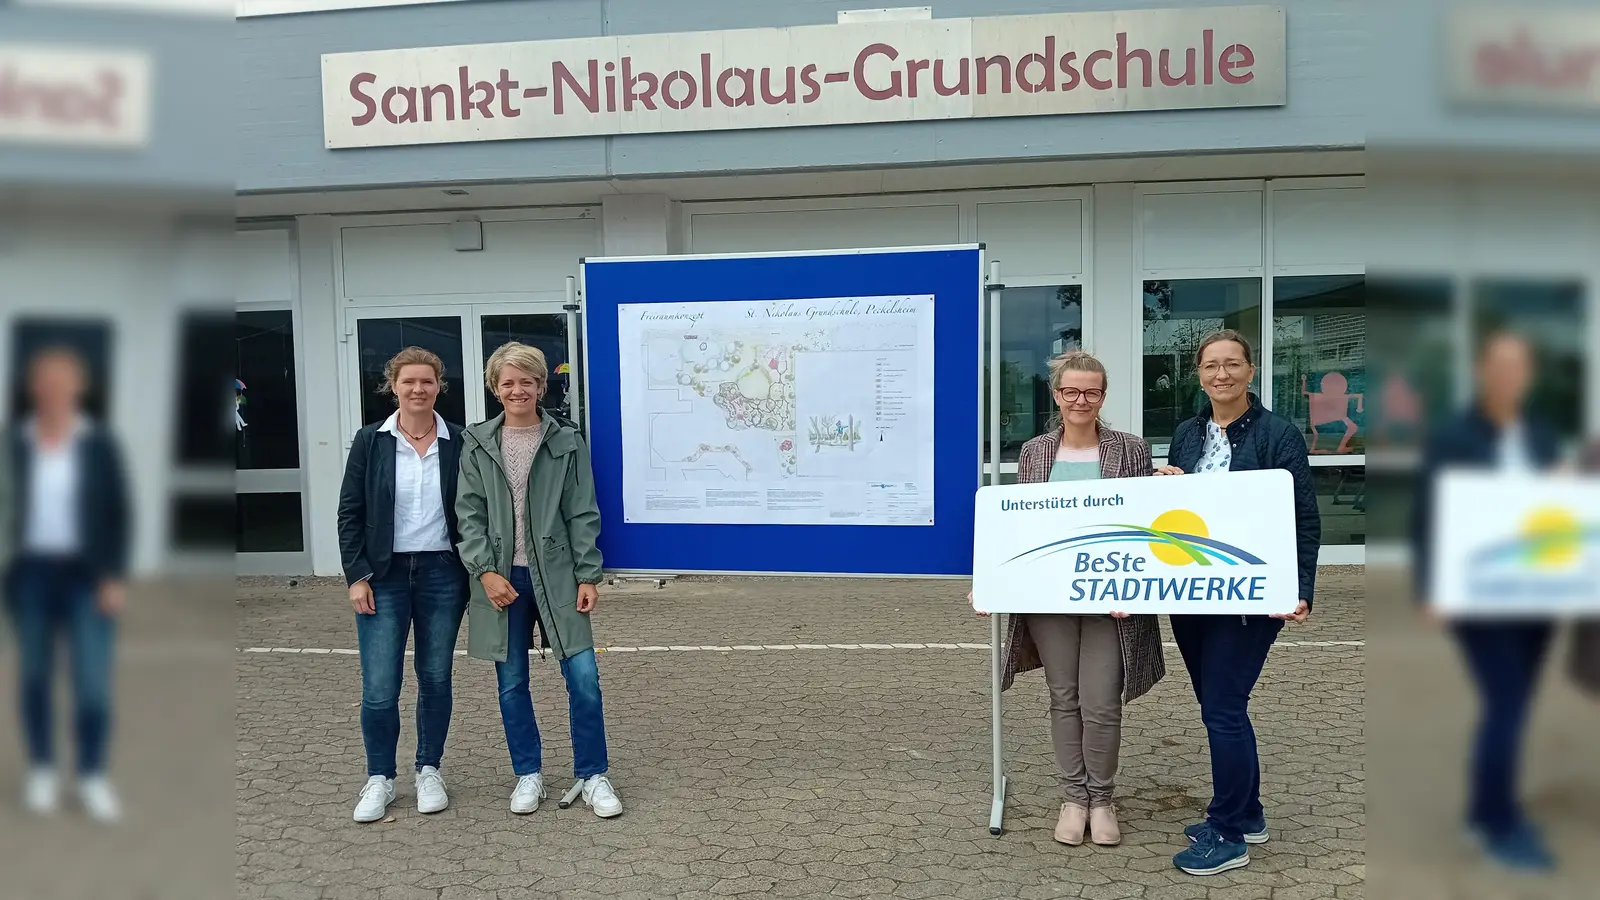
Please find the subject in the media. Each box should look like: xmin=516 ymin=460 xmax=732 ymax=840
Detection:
xmin=455 ymin=342 xmax=621 ymax=819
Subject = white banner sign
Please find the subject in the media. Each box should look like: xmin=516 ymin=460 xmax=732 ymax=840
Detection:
xmin=321 ymin=5 xmax=1286 ymax=149
xmin=972 ymin=470 xmax=1300 ymax=616
xmin=0 ymin=45 xmax=152 ymax=149
xmin=1432 ymin=472 xmax=1600 ymax=617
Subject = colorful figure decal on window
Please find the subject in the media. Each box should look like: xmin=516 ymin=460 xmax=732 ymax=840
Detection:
xmin=236 ymin=378 xmax=247 ymax=431
xmin=1303 ymin=372 xmax=1363 ymax=454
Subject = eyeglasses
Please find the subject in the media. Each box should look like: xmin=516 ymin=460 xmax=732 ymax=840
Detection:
xmin=1055 ymin=388 xmax=1105 ymax=403
xmin=1198 ymin=361 xmax=1251 ymax=378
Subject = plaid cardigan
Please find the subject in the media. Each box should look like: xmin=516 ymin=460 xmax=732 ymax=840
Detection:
xmin=1000 ymin=426 xmax=1167 ymax=704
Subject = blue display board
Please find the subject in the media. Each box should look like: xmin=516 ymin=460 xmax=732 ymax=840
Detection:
xmin=582 ymin=246 xmax=983 ymax=576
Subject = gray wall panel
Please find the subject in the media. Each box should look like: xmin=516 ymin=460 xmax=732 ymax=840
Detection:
xmin=0 ymin=8 xmax=233 ymax=194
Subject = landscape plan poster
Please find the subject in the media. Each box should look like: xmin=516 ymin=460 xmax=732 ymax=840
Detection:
xmin=615 ymin=295 xmax=936 ymax=527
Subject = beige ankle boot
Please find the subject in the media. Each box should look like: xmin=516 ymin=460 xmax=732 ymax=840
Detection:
xmin=1089 ymin=804 xmax=1121 ymax=846
xmin=1054 ymin=802 xmax=1088 ymax=846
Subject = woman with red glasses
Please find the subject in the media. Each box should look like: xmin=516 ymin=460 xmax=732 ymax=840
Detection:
xmin=985 ymin=349 xmax=1166 ymax=849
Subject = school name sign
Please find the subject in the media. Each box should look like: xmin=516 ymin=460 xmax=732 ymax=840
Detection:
xmin=320 ymin=6 xmax=1286 ymax=149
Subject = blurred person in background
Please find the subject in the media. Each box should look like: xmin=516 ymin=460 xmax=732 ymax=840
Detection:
xmin=988 ymin=350 xmax=1165 ymax=849
xmin=1412 ymin=330 xmax=1561 ymax=872
xmin=5 ymin=347 xmax=130 ymax=823
xmin=337 ymin=347 xmax=469 ymax=823
xmin=456 ymin=342 xmax=622 ymax=819
xmin=1154 ymin=329 xmax=1320 ymax=876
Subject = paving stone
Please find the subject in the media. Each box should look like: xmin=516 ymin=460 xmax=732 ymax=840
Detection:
xmin=237 ymin=571 xmax=1367 ymax=900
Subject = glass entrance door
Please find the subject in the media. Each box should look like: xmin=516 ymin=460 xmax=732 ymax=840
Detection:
xmin=343 ymin=307 xmax=470 ymax=438
xmin=342 ymin=303 xmax=573 ymax=442
xmin=471 ymin=306 xmax=574 ymax=423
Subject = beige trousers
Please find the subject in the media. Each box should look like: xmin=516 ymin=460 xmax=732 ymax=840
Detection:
xmin=1025 ymin=614 xmax=1125 ymax=807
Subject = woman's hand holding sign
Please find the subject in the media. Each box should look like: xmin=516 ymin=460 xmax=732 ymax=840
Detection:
xmin=1271 ymin=600 xmax=1311 ymax=624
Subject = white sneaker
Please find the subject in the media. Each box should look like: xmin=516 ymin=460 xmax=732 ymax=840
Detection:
xmin=415 ymin=766 xmax=448 ymax=814
xmin=24 ymin=768 xmax=58 ymax=816
xmin=353 ymin=776 xmax=395 ymax=823
xmin=77 ymin=775 xmax=121 ymax=824
xmin=510 ymin=774 xmax=544 ymax=814
xmin=582 ymin=774 xmax=623 ymax=819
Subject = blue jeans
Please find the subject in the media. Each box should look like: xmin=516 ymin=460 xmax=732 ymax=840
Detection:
xmin=1170 ymin=614 xmax=1283 ymax=844
xmin=497 ymin=566 xmax=609 ymax=778
xmin=1453 ymin=621 xmax=1553 ymax=838
xmin=355 ymin=551 xmax=467 ymax=779
xmin=6 ymin=556 xmax=116 ymax=776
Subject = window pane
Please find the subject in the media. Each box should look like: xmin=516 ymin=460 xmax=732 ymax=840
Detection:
xmin=1142 ymin=278 xmax=1262 ymax=455
xmin=237 ymin=310 xmax=300 ymax=470
xmin=480 ymin=314 xmax=572 ymax=423
xmin=171 ymin=494 xmax=235 ymax=552
xmin=1313 ymin=466 xmax=1365 ymax=546
xmin=1473 ymin=280 xmax=1587 ymax=443
xmin=356 ymin=317 xmax=466 ymax=427
xmin=997 ymin=285 xmax=1082 ymax=461
xmin=1367 ymin=278 xmax=1455 ymax=453
xmin=235 ymin=492 xmax=305 ymax=553
xmin=1271 ymin=275 xmax=1366 ymax=456
xmin=172 ymin=311 xmax=236 ymax=466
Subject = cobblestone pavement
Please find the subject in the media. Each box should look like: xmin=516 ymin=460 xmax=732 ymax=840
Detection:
xmin=237 ymin=569 xmax=1366 ymax=900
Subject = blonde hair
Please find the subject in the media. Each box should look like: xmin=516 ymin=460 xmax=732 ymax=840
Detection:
xmin=485 ymin=341 xmax=549 ymax=398
xmin=1046 ymin=349 xmax=1108 ymax=431
xmin=1048 ymin=349 xmax=1108 ymax=392
xmin=377 ymin=346 xmax=447 ymax=397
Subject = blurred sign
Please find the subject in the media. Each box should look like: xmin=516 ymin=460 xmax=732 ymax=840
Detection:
xmin=0 ymin=45 xmax=152 ymax=148
xmin=972 ymin=469 xmax=1300 ymax=615
xmin=1446 ymin=8 xmax=1600 ymax=112
xmin=1432 ymin=472 xmax=1600 ymax=617
xmin=321 ymin=5 xmax=1286 ymax=149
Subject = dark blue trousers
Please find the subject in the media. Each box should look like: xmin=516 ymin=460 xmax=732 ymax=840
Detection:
xmin=1170 ymin=614 xmax=1283 ymax=844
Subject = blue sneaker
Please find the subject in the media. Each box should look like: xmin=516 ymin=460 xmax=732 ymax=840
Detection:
xmin=1476 ymin=823 xmax=1556 ymax=873
xmin=1185 ymin=816 xmax=1269 ymax=844
xmin=1174 ymin=824 xmax=1250 ymax=876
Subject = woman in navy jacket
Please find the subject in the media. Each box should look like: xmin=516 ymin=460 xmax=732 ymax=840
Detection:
xmin=337 ymin=347 xmax=468 ymax=823
xmin=1411 ymin=331 xmax=1561 ymax=872
xmin=1155 ymin=329 xmax=1320 ymax=877
xmin=6 ymin=347 xmax=130 ymax=823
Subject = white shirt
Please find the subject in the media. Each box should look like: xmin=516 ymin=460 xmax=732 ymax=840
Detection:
xmin=1195 ymin=420 xmax=1234 ymax=474
xmin=23 ymin=417 xmax=86 ymax=555
xmin=379 ymin=411 xmax=453 ymax=553
xmin=1497 ymin=420 xmax=1533 ymax=474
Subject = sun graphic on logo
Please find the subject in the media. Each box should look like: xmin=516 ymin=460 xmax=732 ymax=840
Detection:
xmin=1149 ymin=509 xmax=1209 ymax=566
xmin=1519 ymin=506 xmax=1582 ymax=569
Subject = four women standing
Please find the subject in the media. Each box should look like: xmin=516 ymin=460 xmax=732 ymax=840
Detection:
xmin=330 ymin=331 xmax=1318 ymax=863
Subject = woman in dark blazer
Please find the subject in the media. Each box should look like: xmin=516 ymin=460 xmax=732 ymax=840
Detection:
xmin=6 ymin=347 xmax=130 ymax=824
xmin=1155 ymin=329 xmax=1319 ymax=877
xmin=337 ymin=346 xmax=468 ymax=823
xmin=1411 ymin=331 xmax=1562 ymax=872
xmin=994 ymin=350 xmax=1165 ymax=848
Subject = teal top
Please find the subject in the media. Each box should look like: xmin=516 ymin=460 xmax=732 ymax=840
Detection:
xmin=1048 ymin=445 xmax=1101 ymax=482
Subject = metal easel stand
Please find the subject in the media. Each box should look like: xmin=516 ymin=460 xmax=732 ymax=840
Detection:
xmin=564 ymin=275 xmax=583 ymax=431
xmin=558 ymin=779 xmax=587 ymax=810
xmin=985 ymin=258 xmax=1007 ymax=837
